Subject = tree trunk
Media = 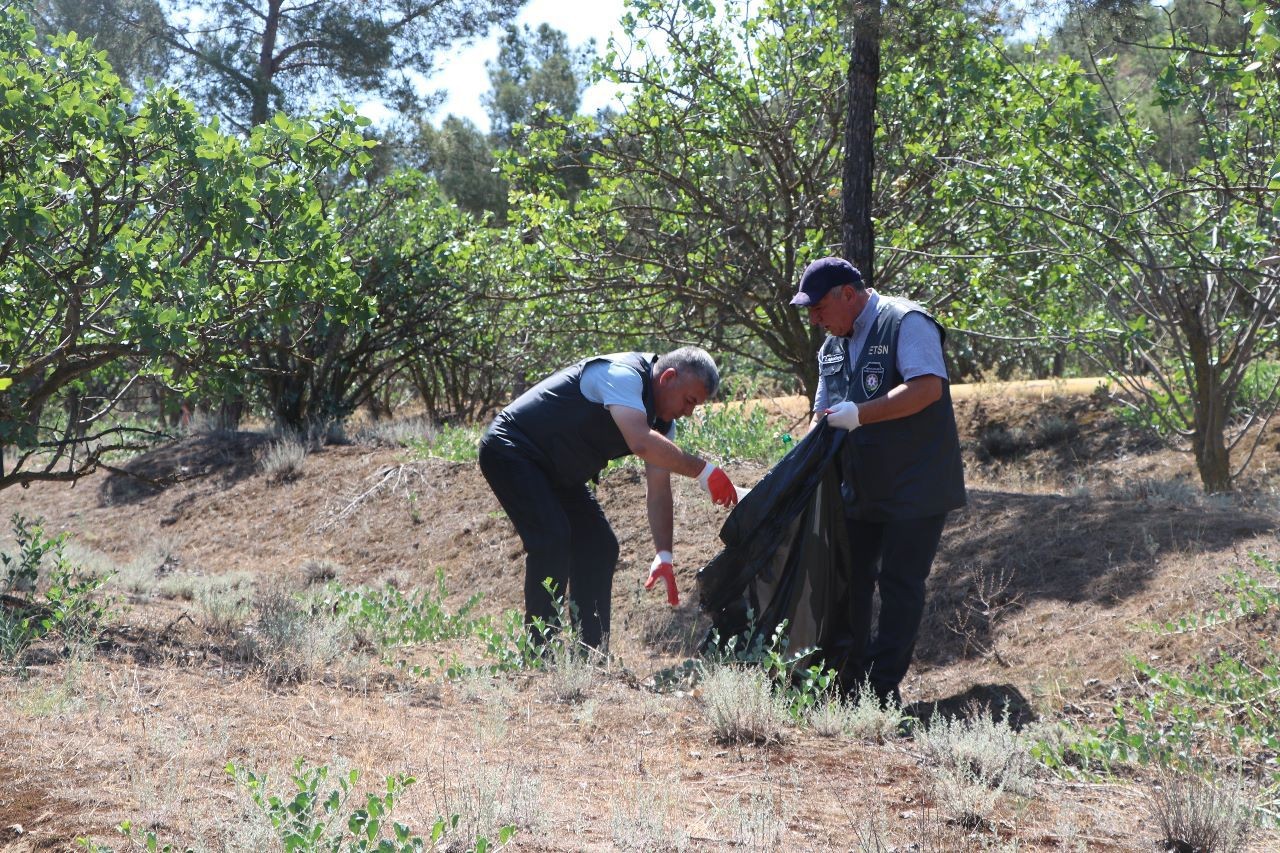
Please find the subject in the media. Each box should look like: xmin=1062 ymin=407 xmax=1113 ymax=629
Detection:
xmin=841 ymin=1 xmax=882 ymax=280
xmin=251 ymin=0 xmax=284 ymax=128
xmin=1190 ymin=359 xmax=1231 ymax=492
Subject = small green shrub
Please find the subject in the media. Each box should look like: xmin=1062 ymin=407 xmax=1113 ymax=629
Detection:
xmin=675 ymin=403 xmax=791 ymax=464
xmin=325 ymin=571 xmax=482 ymax=657
xmin=407 ymin=422 xmax=483 ymax=462
xmin=0 ymin=514 xmax=114 ymax=666
xmin=1032 ymin=553 xmax=1280 ymax=822
xmin=230 ymin=760 xmax=516 ymax=853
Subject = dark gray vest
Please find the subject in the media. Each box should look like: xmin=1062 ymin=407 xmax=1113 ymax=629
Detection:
xmin=820 ymin=297 xmax=966 ymax=521
xmin=492 ymin=352 xmax=670 ymax=487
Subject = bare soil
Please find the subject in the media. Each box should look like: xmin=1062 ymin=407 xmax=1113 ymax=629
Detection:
xmin=2 ymin=383 xmax=1279 ymax=851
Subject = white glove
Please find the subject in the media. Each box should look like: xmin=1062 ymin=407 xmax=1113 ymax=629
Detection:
xmin=824 ymin=401 xmax=861 ymax=430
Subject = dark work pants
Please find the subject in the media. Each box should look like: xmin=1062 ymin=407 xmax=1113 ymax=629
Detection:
xmin=478 ymin=439 xmax=619 ymax=649
xmin=840 ymin=513 xmax=948 ymax=704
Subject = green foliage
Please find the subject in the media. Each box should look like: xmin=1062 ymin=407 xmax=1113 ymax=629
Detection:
xmin=89 ymin=762 xmax=517 ymax=852
xmin=1032 ymin=553 xmax=1280 ymax=823
xmin=675 ymin=404 xmax=792 ymax=465
xmin=0 ymin=8 xmax=375 ymax=488
xmin=406 ymin=423 xmax=484 ymax=463
xmin=148 ymin=0 xmax=525 ymax=131
xmin=325 ymin=571 xmax=483 ymax=657
xmin=486 ymin=22 xmax=595 ymax=144
xmin=0 ymin=514 xmax=113 ymax=665
xmin=946 ymin=4 xmax=1280 ymax=490
xmin=704 ymin=618 xmax=837 ymax=722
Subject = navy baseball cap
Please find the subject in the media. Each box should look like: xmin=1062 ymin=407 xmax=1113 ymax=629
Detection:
xmin=789 ymin=257 xmax=864 ymax=306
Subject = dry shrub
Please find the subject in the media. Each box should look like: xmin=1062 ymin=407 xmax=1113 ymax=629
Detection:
xmin=544 ymin=636 xmax=598 ymax=704
xmin=845 ymin=687 xmax=907 ymax=743
xmin=353 ymin=415 xmax=437 ymax=448
xmin=234 ymin=586 xmax=352 ymax=683
xmin=806 ymin=690 xmax=855 ymax=737
xmin=429 ymin=748 xmax=547 ymax=848
xmin=258 ymin=435 xmax=307 ymax=482
xmin=914 ymin=707 xmax=1034 ymax=829
xmin=721 ymin=788 xmax=786 ymax=852
xmin=195 ymin=573 xmax=256 ymax=637
xmin=1147 ymin=764 xmax=1255 ymax=853
xmin=609 ymin=778 xmax=691 ymax=851
xmin=698 ymin=664 xmax=790 ymax=745
xmin=1110 ymin=476 xmax=1201 ymax=506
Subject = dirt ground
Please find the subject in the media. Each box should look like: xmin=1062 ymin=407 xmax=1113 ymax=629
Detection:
xmin=1 ymin=383 xmax=1279 ymax=851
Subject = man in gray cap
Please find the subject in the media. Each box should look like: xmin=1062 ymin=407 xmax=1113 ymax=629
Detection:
xmin=792 ymin=257 xmax=966 ymax=706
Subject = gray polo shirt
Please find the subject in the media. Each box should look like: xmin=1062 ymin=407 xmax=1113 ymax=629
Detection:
xmin=813 ymin=290 xmax=947 ymax=413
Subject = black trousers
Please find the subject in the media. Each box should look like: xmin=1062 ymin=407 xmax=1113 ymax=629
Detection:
xmin=478 ymin=439 xmax=619 ymax=649
xmin=840 ymin=513 xmax=948 ymax=703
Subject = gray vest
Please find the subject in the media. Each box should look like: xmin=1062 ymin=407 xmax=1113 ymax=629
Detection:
xmin=820 ymin=297 xmax=966 ymax=521
xmin=490 ymin=352 xmax=670 ymax=487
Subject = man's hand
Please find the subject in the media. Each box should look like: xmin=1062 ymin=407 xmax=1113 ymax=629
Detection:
xmin=823 ymin=400 xmax=861 ymax=430
xmin=697 ymin=463 xmax=739 ymax=507
xmin=645 ymin=551 xmax=679 ymax=605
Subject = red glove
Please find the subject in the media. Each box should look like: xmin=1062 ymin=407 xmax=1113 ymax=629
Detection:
xmin=697 ymin=462 xmax=739 ymax=508
xmin=645 ymin=551 xmax=679 ymax=605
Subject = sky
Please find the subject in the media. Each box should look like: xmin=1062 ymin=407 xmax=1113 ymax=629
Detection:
xmin=419 ymin=0 xmax=629 ymax=131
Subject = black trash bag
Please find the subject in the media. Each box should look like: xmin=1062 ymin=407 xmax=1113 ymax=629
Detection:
xmin=696 ymin=420 xmax=858 ymax=670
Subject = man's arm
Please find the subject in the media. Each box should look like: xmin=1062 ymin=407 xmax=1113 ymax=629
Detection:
xmin=856 ymin=374 xmax=942 ymax=424
xmin=645 ymin=463 xmax=674 ymax=554
xmin=609 ymin=406 xmax=707 ymax=478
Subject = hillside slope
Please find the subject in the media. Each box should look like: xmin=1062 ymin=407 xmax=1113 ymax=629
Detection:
xmin=1 ymin=387 xmax=1278 ymax=850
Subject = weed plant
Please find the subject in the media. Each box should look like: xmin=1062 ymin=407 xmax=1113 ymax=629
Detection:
xmin=325 ymin=570 xmax=483 ymax=657
xmin=258 ymin=435 xmax=308 ymax=482
xmin=915 ymin=709 xmax=1036 ymax=821
xmin=1032 ymin=553 xmax=1280 ymax=825
xmin=609 ymin=780 xmax=690 ymax=850
xmin=698 ymin=663 xmax=792 ymax=744
xmin=0 ymin=514 xmax=114 ymax=666
xmin=234 ymin=586 xmax=353 ymax=683
xmin=1146 ymin=763 xmax=1255 ymax=853
xmin=407 ymin=422 xmax=484 ymax=463
xmin=672 ymin=402 xmax=791 ymax=464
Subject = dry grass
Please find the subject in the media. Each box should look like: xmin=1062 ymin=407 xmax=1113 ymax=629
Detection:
xmin=697 ymin=663 xmax=791 ymax=745
xmin=257 ymin=434 xmax=308 ymax=482
xmin=1147 ymin=764 xmax=1256 ymax=853
xmin=4 ymin=387 xmax=1280 ymax=850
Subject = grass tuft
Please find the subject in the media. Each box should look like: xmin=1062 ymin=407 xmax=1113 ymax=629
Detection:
xmin=1147 ymin=764 xmax=1255 ymax=853
xmin=257 ymin=435 xmax=307 ymax=482
xmin=698 ymin=663 xmax=791 ymax=745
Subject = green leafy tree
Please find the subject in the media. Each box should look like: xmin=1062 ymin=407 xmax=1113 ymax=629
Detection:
xmin=954 ymin=1 xmax=1280 ymax=491
xmin=30 ymin=0 xmax=172 ymax=92
xmin=503 ymin=0 xmax=1076 ymax=398
xmin=411 ymin=23 xmax=596 ymax=222
xmin=251 ymin=171 xmax=498 ymax=428
xmin=0 ymin=9 xmax=372 ymax=489
xmin=139 ymin=0 xmax=526 ymax=131
xmin=485 ymin=22 xmax=595 ymax=144
xmin=416 ymin=116 xmax=508 ymax=220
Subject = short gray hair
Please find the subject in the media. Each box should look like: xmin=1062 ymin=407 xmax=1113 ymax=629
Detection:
xmin=655 ymin=346 xmax=720 ymax=398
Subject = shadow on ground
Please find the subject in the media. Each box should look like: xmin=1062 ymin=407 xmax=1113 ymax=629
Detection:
xmin=99 ymin=431 xmax=270 ymax=506
xmin=914 ymin=488 xmax=1277 ymax=669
